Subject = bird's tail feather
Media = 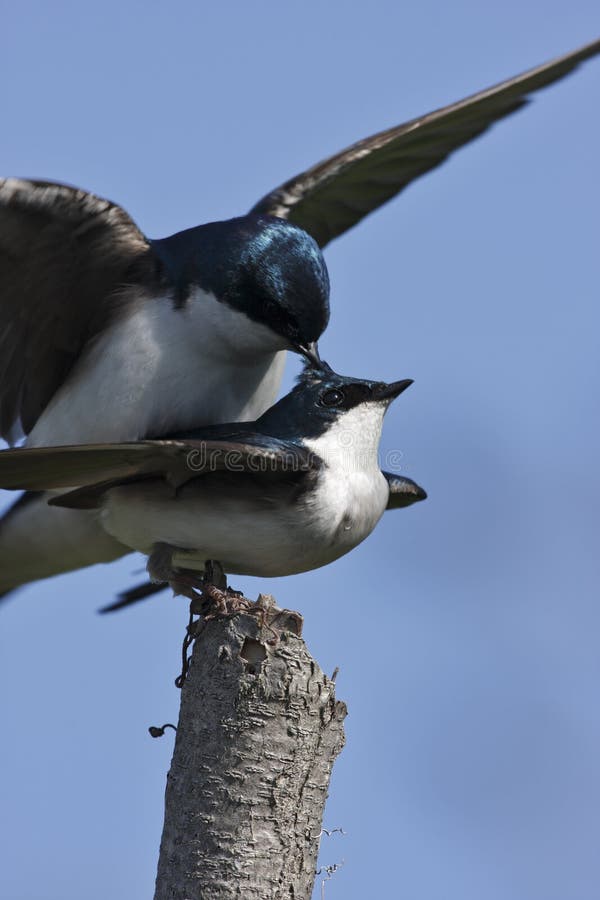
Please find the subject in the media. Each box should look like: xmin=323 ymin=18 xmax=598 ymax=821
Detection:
xmin=98 ymin=579 xmax=166 ymax=613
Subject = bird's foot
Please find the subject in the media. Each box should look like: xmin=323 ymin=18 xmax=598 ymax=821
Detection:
xmin=190 ymin=579 xmax=255 ymax=619
xmin=148 ymin=545 xmax=303 ymax=686
xmin=147 ymin=545 xmax=253 ymax=616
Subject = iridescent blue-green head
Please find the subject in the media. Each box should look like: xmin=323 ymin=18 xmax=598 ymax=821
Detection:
xmin=152 ymin=215 xmax=330 ymax=362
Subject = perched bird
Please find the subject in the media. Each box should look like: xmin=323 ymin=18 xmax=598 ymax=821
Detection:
xmin=0 ymin=38 xmax=598 ymax=598
xmin=0 ymin=368 xmax=426 ymax=599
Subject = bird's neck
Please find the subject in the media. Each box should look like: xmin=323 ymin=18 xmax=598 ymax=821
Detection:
xmin=301 ymin=403 xmax=386 ymax=476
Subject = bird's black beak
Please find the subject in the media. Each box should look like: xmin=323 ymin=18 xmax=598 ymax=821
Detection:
xmin=374 ymin=378 xmax=414 ymax=401
xmin=296 ymin=341 xmax=322 ymax=368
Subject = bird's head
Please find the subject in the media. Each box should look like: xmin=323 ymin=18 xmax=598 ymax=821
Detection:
xmin=154 ymin=215 xmax=329 ymax=362
xmin=257 ymin=364 xmax=413 ymax=463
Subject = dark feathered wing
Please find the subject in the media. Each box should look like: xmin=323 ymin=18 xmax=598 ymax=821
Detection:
xmin=250 ymin=39 xmax=600 ymax=247
xmin=0 ymin=179 xmax=160 ymax=440
xmin=0 ymin=435 xmax=315 ymax=496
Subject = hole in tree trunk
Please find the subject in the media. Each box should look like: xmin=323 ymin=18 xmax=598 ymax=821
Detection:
xmin=240 ymin=638 xmax=267 ymax=675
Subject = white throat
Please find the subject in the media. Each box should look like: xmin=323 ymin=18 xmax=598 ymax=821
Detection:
xmin=300 ymin=401 xmax=390 ymax=552
xmin=303 ymin=402 xmax=387 ymax=475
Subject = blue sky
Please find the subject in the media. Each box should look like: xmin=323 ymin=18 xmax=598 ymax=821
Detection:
xmin=1 ymin=3 xmax=599 ymax=899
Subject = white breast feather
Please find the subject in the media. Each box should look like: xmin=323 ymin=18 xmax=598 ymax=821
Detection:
xmin=100 ymin=401 xmax=390 ymax=578
xmin=27 ymin=288 xmax=287 ymax=446
xmin=303 ymin=401 xmax=389 ymax=546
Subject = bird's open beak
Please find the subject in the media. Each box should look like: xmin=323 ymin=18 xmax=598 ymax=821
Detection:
xmin=374 ymin=378 xmax=414 ymax=401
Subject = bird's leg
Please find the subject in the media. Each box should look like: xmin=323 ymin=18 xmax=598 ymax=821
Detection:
xmin=205 ymin=558 xmax=248 ymax=602
xmin=199 ymin=559 xmax=254 ymax=618
xmin=200 ymin=559 xmax=234 ymax=611
xmin=147 ymin=545 xmax=253 ymax=616
xmin=204 ymin=559 xmax=227 ymax=590
xmin=147 ymin=542 xmax=205 ymax=603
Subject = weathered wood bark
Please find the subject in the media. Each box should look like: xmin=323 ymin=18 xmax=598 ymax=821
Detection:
xmin=154 ymin=598 xmax=346 ymax=900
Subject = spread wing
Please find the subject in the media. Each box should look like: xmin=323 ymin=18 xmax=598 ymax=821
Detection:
xmin=251 ymin=39 xmax=600 ymax=247
xmin=384 ymin=472 xmax=427 ymax=510
xmin=0 ymin=178 xmax=160 ymax=440
xmin=0 ymin=435 xmax=315 ymax=495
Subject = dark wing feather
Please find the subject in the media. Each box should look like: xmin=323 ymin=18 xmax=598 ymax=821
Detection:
xmin=0 ymin=435 xmax=315 ymax=494
xmin=251 ymin=39 xmax=600 ymax=247
xmin=98 ymin=580 xmax=167 ymax=614
xmin=384 ymin=472 xmax=427 ymax=510
xmin=0 ymin=179 xmax=160 ymax=439
xmin=0 ymin=442 xmax=180 ymax=491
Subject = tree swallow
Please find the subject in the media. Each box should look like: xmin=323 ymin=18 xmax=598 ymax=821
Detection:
xmin=1 ymin=40 xmax=597 ymax=448
xmin=0 ymin=368 xmax=426 ymax=599
xmin=0 ymin=38 xmax=597 ymax=597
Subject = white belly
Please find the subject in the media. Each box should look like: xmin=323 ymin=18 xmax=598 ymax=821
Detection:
xmin=99 ymin=464 xmax=389 ymax=579
xmin=27 ymin=289 xmax=287 ymax=446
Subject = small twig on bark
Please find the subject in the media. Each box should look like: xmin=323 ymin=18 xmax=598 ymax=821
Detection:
xmin=316 ymin=860 xmax=345 ymax=900
xmin=148 ymin=724 xmax=177 ymax=738
xmin=318 ymin=827 xmax=346 ymax=838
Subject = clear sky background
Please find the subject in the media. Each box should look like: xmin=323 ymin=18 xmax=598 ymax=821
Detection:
xmin=1 ymin=3 xmax=599 ymax=899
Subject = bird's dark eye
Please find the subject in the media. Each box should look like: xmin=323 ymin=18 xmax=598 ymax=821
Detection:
xmin=320 ymin=388 xmax=344 ymax=407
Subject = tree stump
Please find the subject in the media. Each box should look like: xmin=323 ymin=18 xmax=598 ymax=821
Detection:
xmin=154 ymin=596 xmax=347 ymax=899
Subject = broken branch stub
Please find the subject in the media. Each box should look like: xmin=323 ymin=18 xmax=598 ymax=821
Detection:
xmin=154 ymin=597 xmax=347 ymax=900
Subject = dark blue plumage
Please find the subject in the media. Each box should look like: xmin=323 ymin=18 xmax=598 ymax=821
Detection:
xmin=151 ymin=215 xmax=330 ymax=344
xmin=168 ymin=367 xmax=412 ymax=444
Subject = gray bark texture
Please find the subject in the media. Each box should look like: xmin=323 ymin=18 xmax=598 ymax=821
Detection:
xmin=154 ymin=597 xmax=347 ymax=900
